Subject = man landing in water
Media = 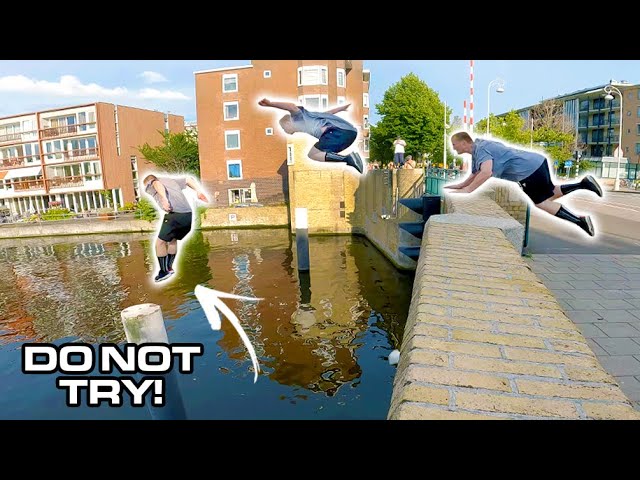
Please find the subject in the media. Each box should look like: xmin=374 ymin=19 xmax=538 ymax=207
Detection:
xmin=143 ymin=174 xmax=208 ymax=282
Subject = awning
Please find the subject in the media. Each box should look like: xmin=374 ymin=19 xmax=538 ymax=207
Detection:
xmin=0 ymin=171 xmax=7 ymax=180
xmin=4 ymin=166 xmax=42 ymax=180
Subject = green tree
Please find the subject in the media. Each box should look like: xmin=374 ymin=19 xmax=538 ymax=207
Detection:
xmin=138 ymin=129 xmax=200 ymax=176
xmin=476 ymin=100 xmax=580 ymax=167
xmin=370 ymin=73 xmax=449 ymax=165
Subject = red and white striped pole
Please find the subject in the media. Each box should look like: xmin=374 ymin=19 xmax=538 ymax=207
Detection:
xmin=469 ymin=60 xmax=474 ymax=134
xmin=463 ymin=100 xmax=467 ymax=131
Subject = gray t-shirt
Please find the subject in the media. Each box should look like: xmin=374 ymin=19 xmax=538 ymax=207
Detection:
xmin=290 ymin=107 xmax=357 ymax=139
xmin=145 ymin=176 xmax=192 ymax=213
xmin=472 ymin=139 xmax=545 ymax=182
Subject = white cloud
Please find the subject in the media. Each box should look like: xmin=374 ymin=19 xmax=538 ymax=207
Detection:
xmin=139 ymin=71 xmax=168 ymax=84
xmin=138 ymin=88 xmax=190 ymax=100
xmin=0 ymin=74 xmax=189 ymax=102
xmin=0 ymin=74 xmax=128 ymax=97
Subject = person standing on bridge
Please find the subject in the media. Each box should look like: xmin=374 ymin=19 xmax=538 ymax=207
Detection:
xmin=447 ymin=132 xmax=603 ymax=237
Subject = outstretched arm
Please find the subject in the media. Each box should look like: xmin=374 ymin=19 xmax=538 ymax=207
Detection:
xmin=185 ymin=177 xmax=209 ymax=202
xmin=450 ymin=160 xmax=493 ymax=194
xmin=325 ymin=103 xmax=350 ymax=115
xmin=444 ymin=172 xmax=477 ymax=190
xmin=258 ymin=98 xmax=300 ymax=114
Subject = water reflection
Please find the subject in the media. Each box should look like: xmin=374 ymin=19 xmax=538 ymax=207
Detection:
xmin=0 ymin=229 xmax=413 ymax=417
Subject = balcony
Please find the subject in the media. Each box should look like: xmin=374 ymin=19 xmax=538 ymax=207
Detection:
xmin=12 ymin=179 xmax=45 ymax=191
xmin=46 ymin=175 xmax=85 ymax=189
xmin=0 ymin=155 xmax=40 ymax=169
xmin=44 ymin=148 xmax=99 ymax=165
xmin=40 ymin=122 xmax=97 ymax=139
xmin=0 ymin=130 xmax=39 ymax=146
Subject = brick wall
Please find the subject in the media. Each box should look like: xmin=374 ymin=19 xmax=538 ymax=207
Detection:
xmin=388 ymin=194 xmax=640 ymax=420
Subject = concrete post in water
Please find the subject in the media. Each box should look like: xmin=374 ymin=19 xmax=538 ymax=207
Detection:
xmin=121 ymin=303 xmax=187 ymax=420
xmin=295 ymin=207 xmax=310 ymax=272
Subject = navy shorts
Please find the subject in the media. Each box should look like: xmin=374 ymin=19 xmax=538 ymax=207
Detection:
xmin=314 ymin=127 xmax=357 ymax=153
xmin=158 ymin=212 xmax=192 ymax=241
xmin=518 ymin=161 xmax=555 ymax=204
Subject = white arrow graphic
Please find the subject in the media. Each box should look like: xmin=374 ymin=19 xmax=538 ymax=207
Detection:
xmin=194 ymin=284 xmax=263 ymax=383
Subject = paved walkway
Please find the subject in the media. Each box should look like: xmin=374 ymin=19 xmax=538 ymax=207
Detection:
xmin=527 ymin=254 xmax=640 ymax=410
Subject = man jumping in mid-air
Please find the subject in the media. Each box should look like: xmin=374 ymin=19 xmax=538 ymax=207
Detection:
xmin=143 ymin=173 xmax=208 ymax=282
xmin=447 ymin=132 xmax=603 ymax=237
xmin=258 ymin=98 xmax=364 ymax=174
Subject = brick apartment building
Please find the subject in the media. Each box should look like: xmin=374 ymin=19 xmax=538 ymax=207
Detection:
xmin=0 ymin=103 xmax=184 ymax=217
xmin=505 ymin=81 xmax=640 ymax=179
xmin=195 ymin=60 xmax=371 ymax=206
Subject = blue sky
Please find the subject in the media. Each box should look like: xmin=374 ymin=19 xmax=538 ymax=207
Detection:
xmin=1 ymin=60 xmax=638 ymax=124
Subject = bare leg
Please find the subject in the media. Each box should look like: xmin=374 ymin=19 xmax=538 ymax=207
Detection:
xmin=167 ymin=239 xmax=178 ymax=255
xmin=308 ymin=146 xmax=326 ymax=162
xmin=167 ymin=239 xmax=178 ymax=272
xmin=156 ymin=238 xmax=168 ymax=256
xmin=535 ymin=199 xmax=594 ymax=236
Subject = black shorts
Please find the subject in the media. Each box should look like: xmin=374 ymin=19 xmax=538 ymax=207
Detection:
xmin=314 ymin=127 xmax=357 ymax=153
xmin=158 ymin=212 xmax=192 ymax=241
xmin=518 ymin=161 xmax=555 ymax=204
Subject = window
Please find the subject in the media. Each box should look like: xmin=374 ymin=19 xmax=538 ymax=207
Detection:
xmin=363 ymin=138 xmax=369 ymax=152
xmin=637 ymin=107 xmax=640 ymax=117
xmin=363 ymin=115 xmax=369 ymax=129
xmin=224 ymin=101 xmax=239 ymax=120
xmin=593 ymin=98 xmax=605 ymax=109
xmin=228 ymin=188 xmax=252 ymax=204
xmin=225 ymin=130 xmax=241 ymax=150
xmin=265 ymin=128 xmax=273 ymax=135
xmin=287 ymin=144 xmax=294 ymax=165
xmin=227 ymin=160 xmax=242 ymax=180
xmin=263 ymin=70 xmax=271 ymax=78
xmin=337 ymin=68 xmax=346 ymax=88
xmin=222 ymin=74 xmax=238 ymax=92
xmin=337 ymin=96 xmax=346 ymax=105
xmin=636 ymin=143 xmax=640 ymax=154
xmin=637 ymin=124 xmax=640 ymax=135
xmin=363 ymin=93 xmax=369 ymax=108
xmin=638 ymin=90 xmax=640 ymax=100
xmin=300 ymin=95 xmax=328 ymax=110
xmin=297 ymin=65 xmax=328 ymax=86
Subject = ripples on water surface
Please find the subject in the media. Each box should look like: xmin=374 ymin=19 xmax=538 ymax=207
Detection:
xmin=0 ymin=229 xmax=413 ymax=419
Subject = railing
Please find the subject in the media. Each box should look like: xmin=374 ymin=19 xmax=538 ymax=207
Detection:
xmin=0 ymin=130 xmax=39 ymax=144
xmin=425 ymin=167 xmax=462 ymax=195
xmin=44 ymin=147 xmax=99 ymax=163
xmin=62 ymin=147 xmax=98 ymax=161
xmin=46 ymin=176 xmax=85 ymax=189
xmin=1 ymin=179 xmax=46 ymax=192
xmin=40 ymin=122 xmax=97 ymax=139
xmin=0 ymin=155 xmax=40 ymax=169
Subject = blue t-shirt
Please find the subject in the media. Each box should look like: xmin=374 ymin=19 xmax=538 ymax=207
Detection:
xmin=472 ymin=139 xmax=545 ymax=182
xmin=290 ymin=107 xmax=356 ymax=139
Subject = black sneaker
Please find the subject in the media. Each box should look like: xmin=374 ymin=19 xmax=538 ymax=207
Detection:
xmin=579 ymin=216 xmax=595 ymax=237
xmin=582 ymin=175 xmax=603 ymax=197
xmin=154 ymin=270 xmax=172 ymax=282
xmin=345 ymin=152 xmax=363 ymax=174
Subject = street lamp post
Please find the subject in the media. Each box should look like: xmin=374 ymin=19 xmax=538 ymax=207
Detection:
xmin=604 ymin=84 xmax=623 ymax=191
xmin=487 ymin=78 xmax=505 ymax=135
xmin=444 ymin=101 xmax=450 ymax=169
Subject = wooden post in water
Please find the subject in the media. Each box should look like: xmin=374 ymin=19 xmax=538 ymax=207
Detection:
xmin=121 ymin=303 xmax=186 ymax=420
xmin=295 ymin=207 xmax=310 ymax=272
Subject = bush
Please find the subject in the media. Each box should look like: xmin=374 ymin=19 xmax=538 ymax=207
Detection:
xmin=41 ymin=207 xmax=73 ymax=221
xmin=122 ymin=201 xmax=136 ymax=211
xmin=134 ymin=198 xmax=158 ymax=221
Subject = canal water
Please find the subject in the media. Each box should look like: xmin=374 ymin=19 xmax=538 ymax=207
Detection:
xmin=0 ymin=229 xmax=414 ymax=419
